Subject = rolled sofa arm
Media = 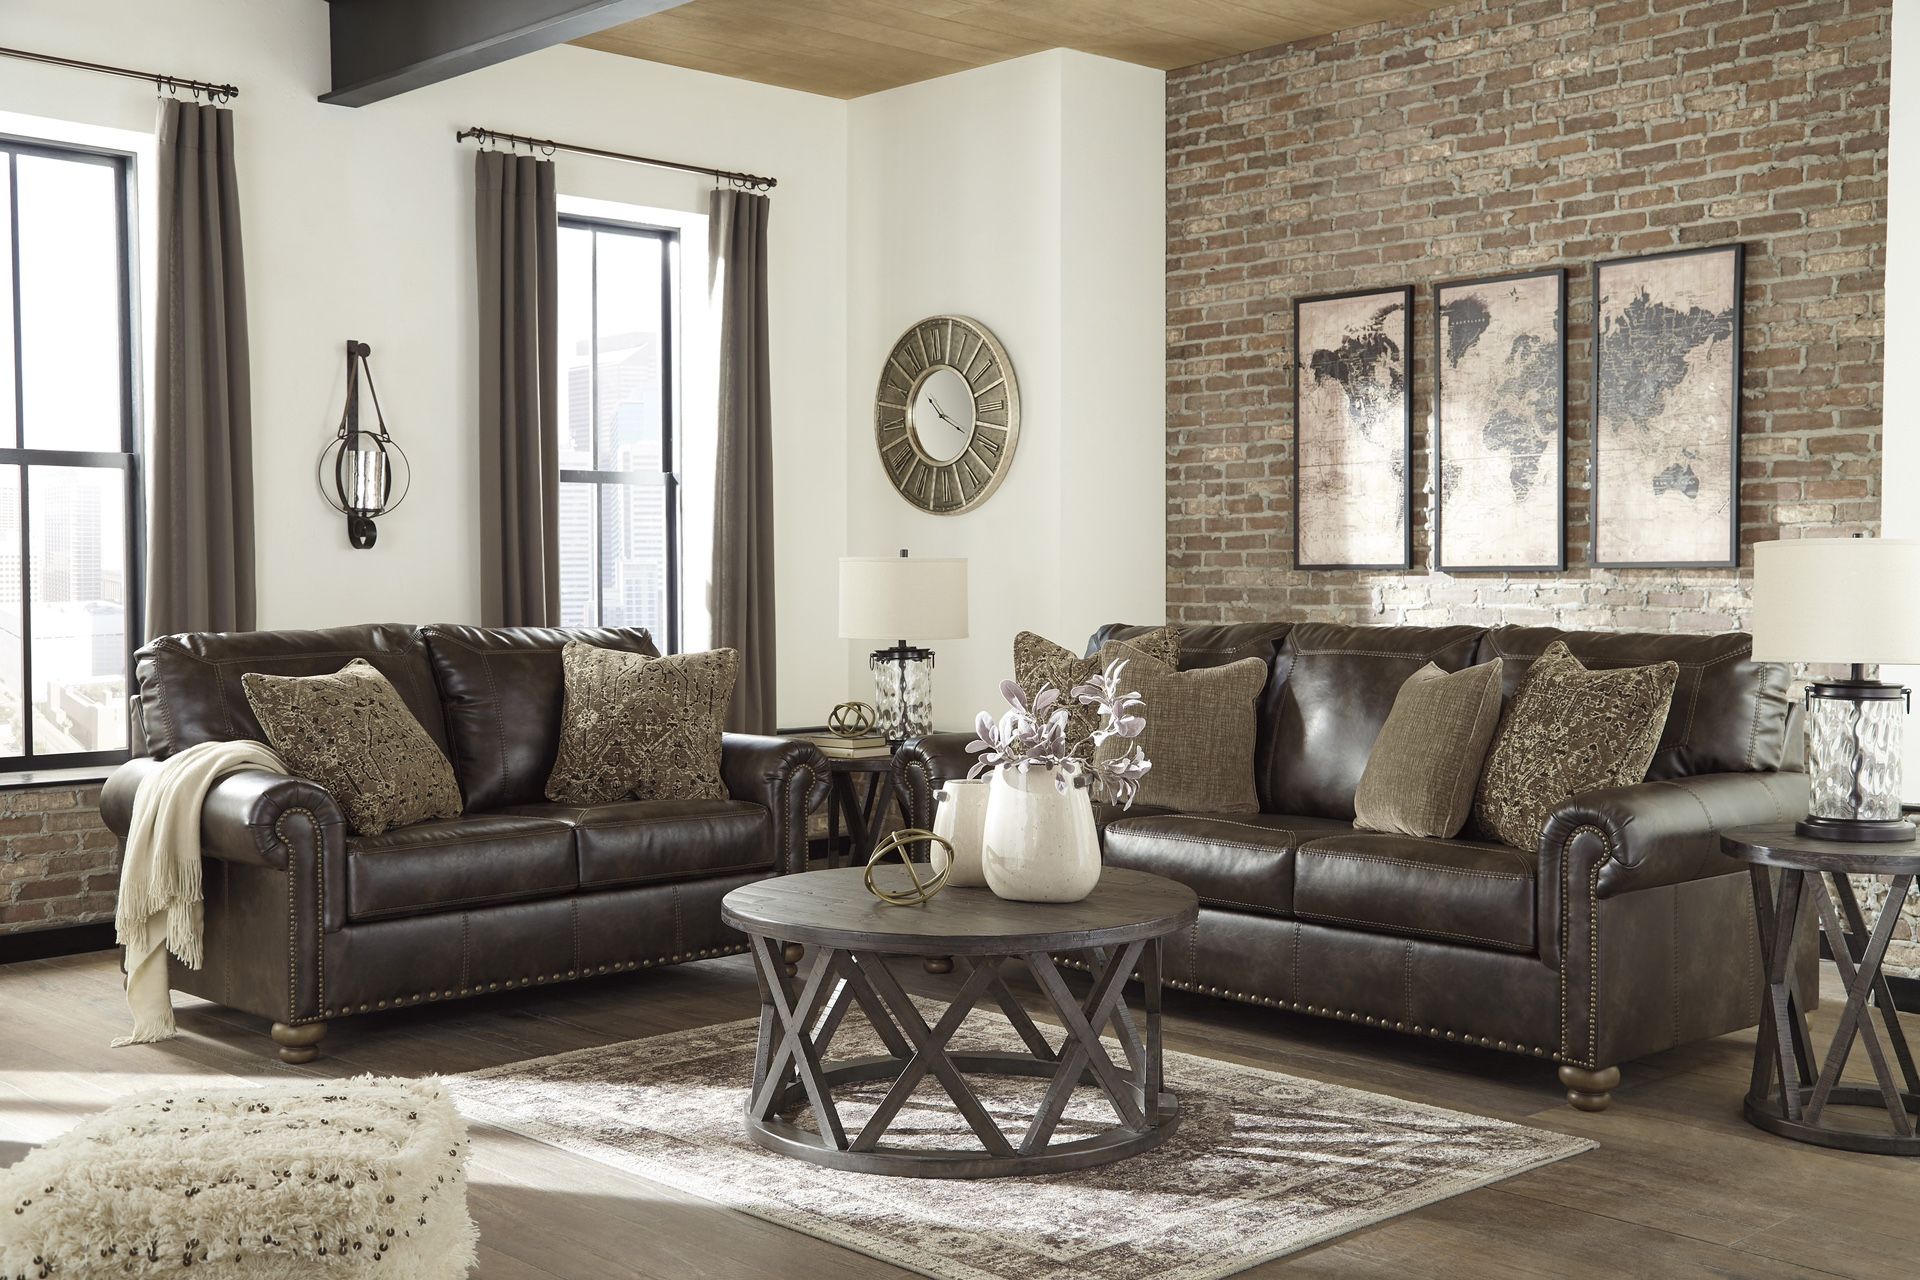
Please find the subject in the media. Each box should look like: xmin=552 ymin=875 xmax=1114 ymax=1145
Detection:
xmin=103 ymin=756 xmax=350 ymax=934
xmin=891 ymin=731 xmax=978 ymax=832
xmin=1538 ymin=769 xmax=1807 ymax=968
xmin=721 ymin=733 xmax=830 ymax=876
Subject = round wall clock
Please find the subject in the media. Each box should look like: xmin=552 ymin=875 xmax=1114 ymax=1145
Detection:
xmin=874 ymin=315 xmax=1020 ymax=515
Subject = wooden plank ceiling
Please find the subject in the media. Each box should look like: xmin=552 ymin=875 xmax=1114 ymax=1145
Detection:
xmin=571 ymin=0 xmax=1457 ymax=98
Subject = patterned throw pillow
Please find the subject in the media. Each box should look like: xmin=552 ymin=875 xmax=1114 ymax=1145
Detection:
xmin=1353 ymin=658 xmax=1504 ymax=839
xmin=242 ymin=659 xmax=463 ymax=837
xmin=1472 ymin=641 xmax=1679 ymax=851
xmin=1092 ymin=640 xmax=1265 ymax=814
xmin=1013 ymin=626 xmax=1182 ymax=758
xmin=545 ymin=643 xmax=738 ymax=806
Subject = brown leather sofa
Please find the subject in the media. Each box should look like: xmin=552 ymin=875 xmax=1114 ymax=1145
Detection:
xmin=100 ymin=623 xmax=828 ymax=1062
xmin=896 ymin=621 xmax=1814 ymax=1111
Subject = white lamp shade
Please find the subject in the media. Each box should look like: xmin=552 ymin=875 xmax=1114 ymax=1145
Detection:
xmin=1751 ymin=538 xmax=1920 ymax=666
xmin=838 ymin=556 xmax=968 ymax=641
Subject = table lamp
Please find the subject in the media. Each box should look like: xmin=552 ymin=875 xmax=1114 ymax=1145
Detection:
xmin=839 ymin=551 xmax=968 ymax=741
xmin=1752 ymin=536 xmax=1920 ymax=843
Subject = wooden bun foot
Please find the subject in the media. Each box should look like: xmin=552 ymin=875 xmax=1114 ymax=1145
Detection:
xmin=782 ymin=942 xmax=804 ymax=978
xmin=923 ymin=956 xmax=954 ymax=975
xmin=1558 ymin=1064 xmax=1620 ymax=1112
xmin=270 ymin=1021 xmax=327 ymax=1065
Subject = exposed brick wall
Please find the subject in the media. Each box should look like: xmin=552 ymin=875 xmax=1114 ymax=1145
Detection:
xmin=0 ymin=784 xmax=116 ymax=934
xmin=1166 ymin=0 xmax=1901 ymax=968
xmin=1166 ymin=0 xmax=1888 ymax=634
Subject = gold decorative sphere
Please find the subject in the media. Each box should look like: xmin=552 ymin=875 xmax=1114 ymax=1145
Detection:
xmin=829 ymin=700 xmax=878 ymax=738
xmin=864 ymin=828 xmax=953 ymax=906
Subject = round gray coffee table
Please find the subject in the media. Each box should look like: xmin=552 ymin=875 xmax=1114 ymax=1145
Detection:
xmin=720 ymin=866 xmax=1198 ymax=1179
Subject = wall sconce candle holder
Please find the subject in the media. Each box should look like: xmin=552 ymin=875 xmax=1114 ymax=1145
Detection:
xmin=317 ymin=339 xmax=410 ymax=549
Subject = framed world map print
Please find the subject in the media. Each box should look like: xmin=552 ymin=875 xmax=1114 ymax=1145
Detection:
xmin=1434 ymin=268 xmax=1566 ymax=572
xmin=1592 ymin=244 xmax=1743 ymax=568
xmin=1292 ymin=285 xmax=1413 ymax=570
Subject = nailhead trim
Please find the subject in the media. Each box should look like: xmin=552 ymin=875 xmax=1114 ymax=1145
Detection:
xmin=302 ymin=946 xmax=751 ymax=1020
xmin=1056 ymin=954 xmax=1554 ymax=1059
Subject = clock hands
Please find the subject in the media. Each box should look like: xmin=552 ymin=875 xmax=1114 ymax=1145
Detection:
xmin=926 ymin=395 xmax=964 ymax=428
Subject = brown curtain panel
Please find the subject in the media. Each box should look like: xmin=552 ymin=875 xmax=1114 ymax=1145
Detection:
xmin=147 ymin=99 xmax=254 ymax=639
xmin=710 ymin=189 xmax=776 ymax=733
xmin=474 ymin=151 xmax=560 ymax=627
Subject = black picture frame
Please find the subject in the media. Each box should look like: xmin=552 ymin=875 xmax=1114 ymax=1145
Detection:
xmin=1290 ymin=284 xmax=1414 ymax=571
xmin=1432 ymin=267 xmax=1568 ymax=574
xmin=1590 ymin=243 xmax=1744 ymax=570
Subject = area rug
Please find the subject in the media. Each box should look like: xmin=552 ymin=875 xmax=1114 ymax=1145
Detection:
xmin=451 ymin=1003 xmax=1592 ymax=1280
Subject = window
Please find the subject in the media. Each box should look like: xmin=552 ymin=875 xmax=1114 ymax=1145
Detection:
xmin=555 ymin=216 xmax=681 ymax=651
xmin=0 ymin=136 xmax=139 ymax=769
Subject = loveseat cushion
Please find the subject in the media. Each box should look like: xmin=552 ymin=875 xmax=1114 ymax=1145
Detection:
xmin=346 ymin=813 xmax=577 ymax=922
xmin=1261 ymin=623 xmax=1485 ymax=819
xmin=1292 ymin=830 xmax=1536 ymax=953
xmin=499 ymin=799 xmax=773 ymax=889
xmin=1103 ymin=813 xmax=1354 ymax=916
xmin=134 ymin=623 xmax=447 ymax=761
xmin=420 ymin=624 xmax=660 ymax=812
xmin=1474 ymin=626 xmax=1792 ymax=779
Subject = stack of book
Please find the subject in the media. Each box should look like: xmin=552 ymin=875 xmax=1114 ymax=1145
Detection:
xmin=799 ymin=732 xmax=892 ymax=760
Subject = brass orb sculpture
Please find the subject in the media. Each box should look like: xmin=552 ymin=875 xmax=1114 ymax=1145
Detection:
xmin=864 ymin=828 xmax=953 ymax=906
xmin=829 ymin=700 xmax=878 ymax=738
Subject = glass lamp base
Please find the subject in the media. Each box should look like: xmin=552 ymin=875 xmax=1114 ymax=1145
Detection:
xmin=870 ymin=647 xmax=934 ymax=741
xmin=1803 ymin=681 xmax=1913 ymax=843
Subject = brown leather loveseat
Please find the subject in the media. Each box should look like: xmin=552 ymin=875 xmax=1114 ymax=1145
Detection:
xmin=896 ymin=621 xmax=1813 ymax=1111
xmin=100 ymin=623 xmax=828 ymax=1062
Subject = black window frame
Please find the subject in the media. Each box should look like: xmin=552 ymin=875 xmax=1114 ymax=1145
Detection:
xmin=0 ymin=133 xmax=143 ymax=772
xmin=556 ymin=213 xmax=682 ymax=653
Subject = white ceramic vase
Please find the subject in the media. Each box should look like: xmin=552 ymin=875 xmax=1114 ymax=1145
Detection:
xmin=930 ymin=778 xmax=990 ymax=887
xmin=981 ymin=764 xmax=1102 ymax=903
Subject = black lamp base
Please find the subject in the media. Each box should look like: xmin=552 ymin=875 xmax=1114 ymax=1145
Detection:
xmin=1795 ymin=814 xmax=1918 ymax=844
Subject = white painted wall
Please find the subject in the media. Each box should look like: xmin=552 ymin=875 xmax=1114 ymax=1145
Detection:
xmin=1 ymin=6 xmax=1169 ymax=734
xmin=844 ymin=51 xmax=1167 ymax=727
xmin=0 ymin=0 xmax=850 ymax=730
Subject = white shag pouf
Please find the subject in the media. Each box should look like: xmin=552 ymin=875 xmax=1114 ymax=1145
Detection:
xmin=0 ymin=1076 xmax=476 ymax=1280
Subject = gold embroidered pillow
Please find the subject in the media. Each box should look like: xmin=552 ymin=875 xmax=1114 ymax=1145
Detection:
xmin=545 ymin=643 xmax=737 ymax=805
xmin=241 ymin=659 xmax=463 ymax=837
xmin=1014 ymin=626 xmax=1182 ymax=755
xmin=1472 ymin=641 xmax=1679 ymax=851
xmin=1091 ymin=640 xmax=1265 ymax=814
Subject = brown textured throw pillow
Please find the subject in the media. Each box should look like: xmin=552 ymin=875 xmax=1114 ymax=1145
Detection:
xmin=1013 ymin=626 xmax=1182 ymax=756
xmin=1353 ymin=659 xmax=1504 ymax=839
xmin=545 ymin=643 xmax=737 ymax=806
xmin=242 ymin=659 xmax=463 ymax=837
xmin=1473 ymin=641 xmax=1679 ymax=851
xmin=1092 ymin=640 xmax=1265 ymax=814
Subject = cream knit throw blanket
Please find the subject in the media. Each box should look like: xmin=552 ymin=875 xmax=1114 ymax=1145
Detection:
xmin=114 ymin=739 xmax=288 ymax=1046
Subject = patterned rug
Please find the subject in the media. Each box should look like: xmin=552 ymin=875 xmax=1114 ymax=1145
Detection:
xmin=451 ymin=1002 xmax=1593 ymax=1280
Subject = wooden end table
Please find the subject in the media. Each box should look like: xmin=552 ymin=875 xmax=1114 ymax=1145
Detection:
xmin=719 ymin=866 xmax=1198 ymax=1179
xmin=1722 ymin=824 xmax=1920 ymax=1155
xmin=820 ymin=750 xmax=899 ymax=869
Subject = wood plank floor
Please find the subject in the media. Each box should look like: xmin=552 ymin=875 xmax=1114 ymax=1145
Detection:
xmin=1 ymin=949 xmax=1913 ymax=1279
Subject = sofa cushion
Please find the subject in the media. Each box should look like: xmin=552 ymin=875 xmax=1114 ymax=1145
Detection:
xmin=1475 ymin=626 xmax=1790 ymax=779
xmin=1353 ymin=658 xmax=1504 ymax=839
xmin=1103 ymin=813 xmax=1354 ymax=916
xmin=1261 ymin=623 xmax=1486 ymax=819
xmin=1094 ymin=643 xmax=1266 ymax=814
xmin=1017 ymin=625 xmax=1180 ymax=750
xmin=134 ymin=624 xmax=446 ymax=761
xmin=420 ymin=624 xmax=660 ymax=812
xmin=1292 ymin=830 xmax=1536 ymax=953
xmin=498 ymin=799 xmax=773 ymax=889
xmin=346 ymin=813 xmax=577 ymax=922
xmin=1087 ymin=621 xmax=1291 ymax=672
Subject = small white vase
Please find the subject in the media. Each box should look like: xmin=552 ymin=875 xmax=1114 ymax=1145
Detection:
xmin=981 ymin=764 xmax=1102 ymax=903
xmin=930 ymin=778 xmax=990 ymax=887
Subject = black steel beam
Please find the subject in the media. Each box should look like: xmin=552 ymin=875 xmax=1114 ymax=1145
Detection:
xmin=321 ymin=0 xmax=692 ymax=108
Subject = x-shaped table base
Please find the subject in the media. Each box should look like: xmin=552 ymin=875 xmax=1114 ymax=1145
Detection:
xmin=743 ymin=933 xmax=1179 ymax=1178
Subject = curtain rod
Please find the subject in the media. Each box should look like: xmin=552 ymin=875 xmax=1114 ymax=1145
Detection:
xmin=455 ymin=126 xmax=774 ymax=192
xmin=0 ymin=45 xmax=238 ymax=102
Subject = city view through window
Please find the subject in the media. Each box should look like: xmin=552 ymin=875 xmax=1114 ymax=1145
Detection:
xmin=0 ymin=140 xmax=136 ymax=765
xmin=556 ymin=218 xmax=678 ymax=648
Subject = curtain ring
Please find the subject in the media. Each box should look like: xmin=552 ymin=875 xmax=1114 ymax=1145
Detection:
xmin=540 ymin=140 xmax=556 ymax=158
